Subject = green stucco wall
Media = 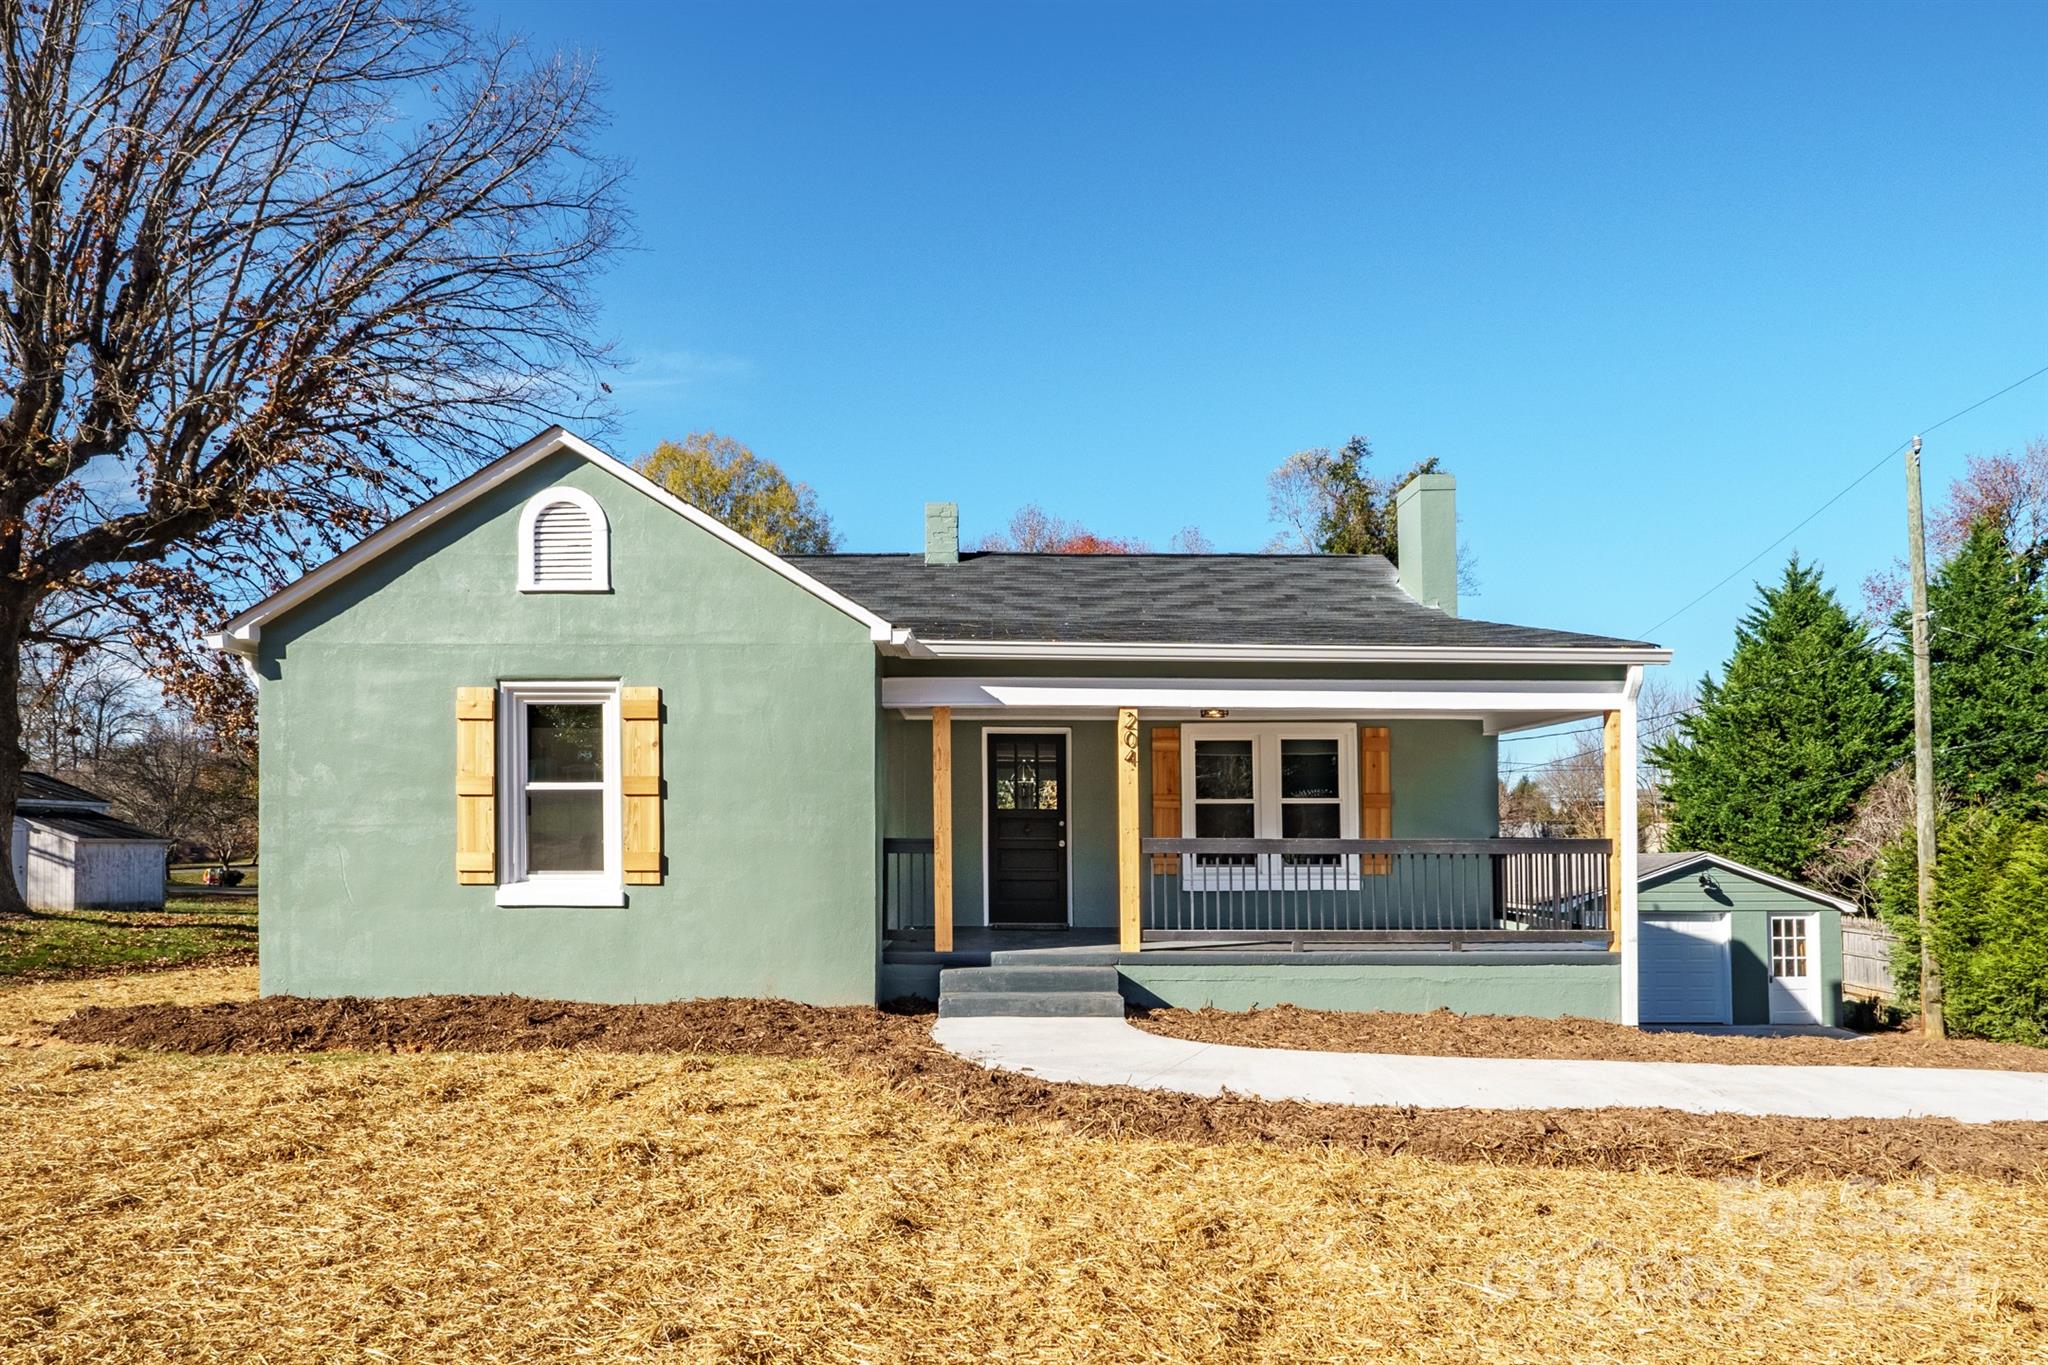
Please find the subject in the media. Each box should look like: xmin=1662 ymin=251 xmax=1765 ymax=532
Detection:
xmin=256 ymin=451 xmax=881 ymax=1005
xmin=1120 ymin=957 xmax=1620 ymax=1018
xmin=1640 ymin=865 xmax=1843 ymax=1026
xmin=883 ymin=711 xmax=1499 ymax=930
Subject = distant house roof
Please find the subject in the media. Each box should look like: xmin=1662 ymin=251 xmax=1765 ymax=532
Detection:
xmin=790 ymin=553 xmax=1662 ymax=653
xmin=20 ymin=810 xmax=168 ymax=842
xmin=19 ymin=771 xmax=111 ymax=807
xmin=1639 ymin=850 xmax=1857 ymax=914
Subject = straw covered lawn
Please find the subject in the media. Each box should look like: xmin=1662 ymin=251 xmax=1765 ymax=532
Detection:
xmin=2 ymin=969 xmax=2045 ymax=1364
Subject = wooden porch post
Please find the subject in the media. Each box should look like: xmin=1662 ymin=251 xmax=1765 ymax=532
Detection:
xmin=1603 ymin=709 xmax=1622 ymax=953
xmin=1117 ymin=706 xmax=1141 ymax=953
xmin=931 ymin=706 xmax=953 ymax=953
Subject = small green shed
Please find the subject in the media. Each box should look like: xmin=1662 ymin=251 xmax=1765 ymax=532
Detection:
xmin=1635 ymin=851 xmax=1847 ymax=1027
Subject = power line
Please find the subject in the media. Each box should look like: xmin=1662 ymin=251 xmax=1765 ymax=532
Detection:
xmin=1933 ymin=618 xmax=2048 ymax=662
xmin=1495 ymin=624 xmax=1900 ymax=753
xmin=1636 ymin=362 xmax=2048 ymax=640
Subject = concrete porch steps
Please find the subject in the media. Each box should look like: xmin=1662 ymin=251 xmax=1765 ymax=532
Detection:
xmin=937 ymin=964 xmax=1126 ymax=1018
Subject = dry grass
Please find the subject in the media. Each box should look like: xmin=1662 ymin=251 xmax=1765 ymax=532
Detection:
xmin=0 ymin=898 xmax=257 ymax=982
xmin=2 ymin=969 xmax=2046 ymax=1364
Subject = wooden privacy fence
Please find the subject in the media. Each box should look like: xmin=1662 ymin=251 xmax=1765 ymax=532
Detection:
xmin=1842 ymin=916 xmax=1898 ymax=998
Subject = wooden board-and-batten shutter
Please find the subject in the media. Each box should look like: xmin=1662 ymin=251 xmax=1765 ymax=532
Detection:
xmin=622 ymin=686 xmax=663 ymax=885
xmin=1149 ymin=725 xmax=1180 ymax=874
xmin=455 ymin=687 xmax=496 ymax=885
xmin=1359 ymin=725 xmax=1392 ymax=874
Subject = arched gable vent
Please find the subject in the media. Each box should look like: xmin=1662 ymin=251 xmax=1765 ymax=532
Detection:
xmin=517 ymin=486 xmax=610 ymax=593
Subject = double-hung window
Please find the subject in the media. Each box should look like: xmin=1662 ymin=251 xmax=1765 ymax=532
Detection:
xmin=495 ymin=681 xmax=623 ymax=906
xmin=1181 ymin=723 xmax=1358 ymax=890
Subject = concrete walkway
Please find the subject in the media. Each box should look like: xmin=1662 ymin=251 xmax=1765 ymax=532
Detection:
xmin=931 ymin=1017 xmax=2048 ymax=1123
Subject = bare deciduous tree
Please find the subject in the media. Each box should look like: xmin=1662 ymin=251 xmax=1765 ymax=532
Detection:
xmin=100 ymin=717 xmax=257 ymax=868
xmin=1524 ymin=678 xmax=1695 ymax=849
xmin=0 ymin=0 xmax=624 ymax=910
xmin=18 ymin=642 xmax=152 ymax=776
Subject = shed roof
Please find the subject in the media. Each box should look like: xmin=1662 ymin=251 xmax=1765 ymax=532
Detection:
xmin=790 ymin=552 xmax=1660 ymax=652
xmin=21 ymin=810 xmax=168 ymax=842
xmin=19 ymin=771 xmax=110 ymax=807
xmin=1639 ymin=851 xmax=1856 ymax=913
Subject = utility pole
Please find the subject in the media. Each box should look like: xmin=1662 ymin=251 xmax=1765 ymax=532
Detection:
xmin=1905 ymin=434 xmax=1945 ymax=1037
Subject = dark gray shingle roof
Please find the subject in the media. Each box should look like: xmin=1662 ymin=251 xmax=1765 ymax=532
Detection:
xmin=23 ymin=810 xmax=167 ymax=841
xmin=787 ymin=553 xmax=1659 ymax=650
xmin=19 ymin=771 xmax=110 ymax=806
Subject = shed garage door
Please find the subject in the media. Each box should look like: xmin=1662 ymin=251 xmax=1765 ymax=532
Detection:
xmin=1638 ymin=913 xmax=1731 ymax=1024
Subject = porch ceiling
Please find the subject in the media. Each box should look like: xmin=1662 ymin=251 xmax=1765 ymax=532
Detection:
xmin=881 ymin=675 xmax=1625 ymax=733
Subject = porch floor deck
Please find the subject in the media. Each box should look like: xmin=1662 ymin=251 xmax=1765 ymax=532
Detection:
xmin=882 ymin=926 xmax=1613 ymax=968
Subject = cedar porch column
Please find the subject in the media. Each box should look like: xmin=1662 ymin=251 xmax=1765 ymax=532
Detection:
xmin=1603 ymin=709 xmax=1623 ymax=953
xmin=1117 ymin=706 xmax=1141 ymax=953
xmin=931 ymin=705 xmax=953 ymax=953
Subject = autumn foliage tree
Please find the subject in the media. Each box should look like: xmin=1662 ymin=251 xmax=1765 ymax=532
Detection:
xmin=638 ymin=433 xmax=839 ymax=554
xmin=0 ymin=0 xmax=623 ymax=911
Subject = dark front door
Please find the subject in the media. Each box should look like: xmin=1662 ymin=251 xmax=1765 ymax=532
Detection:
xmin=987 ymin=733 xmax=1068 ymax=926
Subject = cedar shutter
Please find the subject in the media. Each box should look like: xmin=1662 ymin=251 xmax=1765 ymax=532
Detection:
xmin=455 ymin=687 xmax=496 ymax=885
xmin=622 ymin=686 xmax=663 ymax=884
xmin=1359 ymin=725 xmax=1392 ymax=875
xmin=1149 ymin=725 xmax=1180 ymax=873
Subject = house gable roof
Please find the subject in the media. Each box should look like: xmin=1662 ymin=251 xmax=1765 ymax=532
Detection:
xmin=207 ymin=427 xmax=1667 ymax=664
xmin=1638 ymin=851 xmax=1858 ymax=914
xmin=789 ymin=552 xmax=1664 ymax=658
xmin=210 ymin=428 xmax=893 ymax=650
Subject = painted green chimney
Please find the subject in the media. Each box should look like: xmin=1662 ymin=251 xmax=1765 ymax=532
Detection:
xmin=924 ymin=502 xmax=959 ymax=565
xmin=1394 ymin=473 xmax=1457 ymax=616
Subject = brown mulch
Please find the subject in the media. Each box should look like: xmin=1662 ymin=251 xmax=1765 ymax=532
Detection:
xmin=51 ymin=993 xmax=2048 ymax=1185
xmin=1130 ymin=1003 xmax=2048 ymax=1072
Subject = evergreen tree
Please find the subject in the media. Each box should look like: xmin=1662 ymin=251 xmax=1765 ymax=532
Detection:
xmin=1908 ymin=519 xmax=2048 ymax=807
xmin=1653 ymin=558 xmax=1905 ymax=878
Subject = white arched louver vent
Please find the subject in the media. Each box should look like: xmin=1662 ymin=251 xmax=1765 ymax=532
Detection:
xmin=517 ymin=487 xmax=610 ymax=593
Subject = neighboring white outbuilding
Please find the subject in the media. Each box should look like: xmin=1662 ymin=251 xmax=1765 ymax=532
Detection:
xmin=9 ymin=772 xmax=170 ymax=911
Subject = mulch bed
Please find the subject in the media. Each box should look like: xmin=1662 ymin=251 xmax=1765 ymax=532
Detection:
xmin=1131 ymin=1003 xmax=2048 ymax=1072
xmin=53 ymin=993 xmax=2048 ymax=1184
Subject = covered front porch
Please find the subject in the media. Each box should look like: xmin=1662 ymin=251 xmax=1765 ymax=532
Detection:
xmin=877 ymin=669 xmax=1645 ymax=1017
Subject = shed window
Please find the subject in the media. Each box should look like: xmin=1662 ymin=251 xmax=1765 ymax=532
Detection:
xmin=1770 ymin=916 xmax=1810 ymax=979
xmin=517 ymin=487 xmax=610 ymax=593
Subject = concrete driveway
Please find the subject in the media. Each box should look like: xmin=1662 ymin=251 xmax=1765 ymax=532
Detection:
xmin=932 ymin=1017 xmax=2048 ymax=1123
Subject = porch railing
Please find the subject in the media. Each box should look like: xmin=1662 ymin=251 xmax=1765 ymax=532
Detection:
xmin=882 ymin=837 xmax=936 ymax=938
xmin=1139 ymin=838 xmax=1611 ymax=945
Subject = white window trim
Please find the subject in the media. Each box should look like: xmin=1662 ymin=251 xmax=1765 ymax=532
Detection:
xmin=1179 ymin=722 xmax=1359 ymax=891
xmin=495 ymin=680 xmax=624 ymax=907
xmin=516 ymin=485 xmax=611 ymax=594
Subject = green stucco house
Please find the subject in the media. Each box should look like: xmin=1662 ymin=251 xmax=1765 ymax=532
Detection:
xmin=211 ymin=427 xmax=1681 ymax=1021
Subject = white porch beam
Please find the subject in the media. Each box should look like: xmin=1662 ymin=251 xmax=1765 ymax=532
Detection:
xmin=882 ymin=675 xmax=1628 ymax=717
xmin=1618 ymin=666 xmax=1644 ymax=1026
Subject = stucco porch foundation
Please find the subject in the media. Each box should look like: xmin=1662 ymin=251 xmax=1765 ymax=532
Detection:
xmin=879 ymin=928 xmax=1620 ymax=1020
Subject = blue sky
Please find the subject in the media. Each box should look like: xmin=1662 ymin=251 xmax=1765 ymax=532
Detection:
xmin=480 ymin=0 xmax=2045 ymax=731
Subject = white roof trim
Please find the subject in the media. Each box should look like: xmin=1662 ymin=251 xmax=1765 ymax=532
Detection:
xmin=902 ymin=639 xmax=1672 ymax=665
xmin=1639 ymin=852 xmax=1858 ymax=915
xmin=210 ymin=427 xmax=893 ymax=648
